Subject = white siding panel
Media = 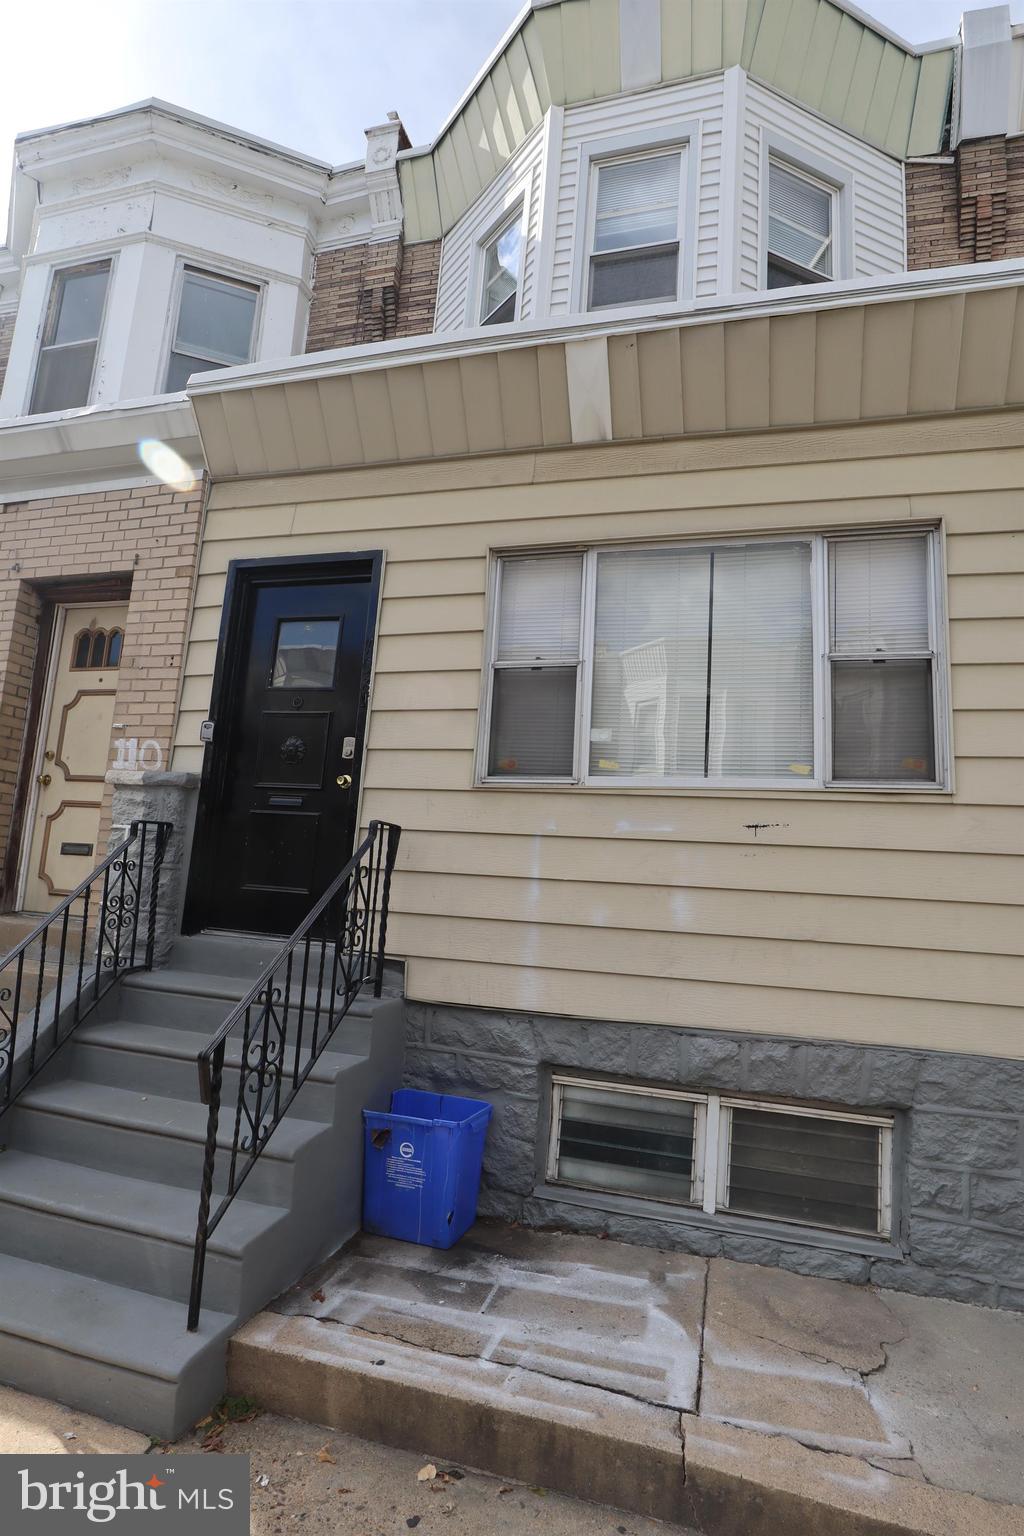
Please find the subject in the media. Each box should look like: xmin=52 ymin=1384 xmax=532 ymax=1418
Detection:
xmin=550 ymin=77 xmax=727 ymax=312
xmin=739 ymin=78 xmax=905 ymax=291
xmin=434 ymin=125 xmax=546 ymax=334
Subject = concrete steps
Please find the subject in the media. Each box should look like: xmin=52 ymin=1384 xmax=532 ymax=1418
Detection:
xmin=0 ymin=932 xmax=405 ymax=1439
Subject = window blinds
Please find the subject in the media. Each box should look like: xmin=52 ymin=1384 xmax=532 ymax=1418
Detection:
xmin=768 ymin=160 xmax=833 ymax=278
xmin=830 ymin=536 xmax=930 ymax=654
xmin=593 ymin=152 xmax=681 ymax=253
xmin=590 ymin=543 xmax=813 ymax=779
xmin=489 ymin=555 xmax=582 ymax=779
xmin=496 ymin=555 xmax=582 ymax=663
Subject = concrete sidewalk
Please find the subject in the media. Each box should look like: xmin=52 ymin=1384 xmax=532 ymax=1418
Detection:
xmin=230 ymin=1222 xmax=1024 ymax=1534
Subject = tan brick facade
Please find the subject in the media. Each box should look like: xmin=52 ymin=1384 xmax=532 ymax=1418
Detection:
xmin=0 ymin=482 xmax=203 ymax=897
xmin=0 ymin=312 xmax=15 ymax=396
xmin=305 ymin=238 xmax=441 ymax=351
xmin=906 ymin=135 xmax=1024 ymax=268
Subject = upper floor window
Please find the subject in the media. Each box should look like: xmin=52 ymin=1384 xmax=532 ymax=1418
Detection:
xmin=165 ymin=267 xmax=258 ymax=392
xmin=587 ymin=149 xmax=683 ymax=310
xmin=480 ymin=211 xmax=523 ymax=325
xmin=30 ymin=259 xmax=111 ymax=415
xmin=767 ymin=158 xmax=835 ymax=288
xmin=482 ymin=530 xmax=945 ymax=790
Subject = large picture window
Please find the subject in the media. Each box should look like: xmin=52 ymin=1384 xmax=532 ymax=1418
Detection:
xmin=482 ymin=531 xmax=946 ymax=789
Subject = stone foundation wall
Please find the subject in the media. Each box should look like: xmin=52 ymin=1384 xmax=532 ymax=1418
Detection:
xmin=404 ymin=1001 xmax=1024 ymax=1312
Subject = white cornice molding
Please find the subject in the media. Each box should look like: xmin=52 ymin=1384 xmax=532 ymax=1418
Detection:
xmin=0 ymin=394 xmax=201 ymax=502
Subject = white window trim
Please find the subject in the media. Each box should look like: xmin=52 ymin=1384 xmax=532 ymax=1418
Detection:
xmin=478 ymin=527 xmax=950 ymax=793
xmin=569 ymin=120 xmax=700 ymax=317
xmin=548 ymin=1075 xmax=894 ymax=1239
xmin=759 ymin=129 xmax=854 ymax=291
xmin=470 ymin=196 xmax=529 ymax=329
xmin=26 ymin=253 xmax=117 ymax=417
xmin=159 ymin=258 xmax=264 ymax=395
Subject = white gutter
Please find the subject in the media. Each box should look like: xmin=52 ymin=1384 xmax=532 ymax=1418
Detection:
xmin=186 ymin=258 xmax=1024 ymax=399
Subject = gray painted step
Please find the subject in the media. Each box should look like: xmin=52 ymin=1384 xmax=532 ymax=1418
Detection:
xmin=0 ymin=1251 xmax=234 ymax=1437
xmin=68 ymin=1018 xmax=365 ymax=1121
xmin=0 ymin=1149 xmax=287 ymax=1313
xmin=0 ymin=931 xmax=406 ymax=1439
xmin=11 ymin=1078 xmax=326 ymax=1203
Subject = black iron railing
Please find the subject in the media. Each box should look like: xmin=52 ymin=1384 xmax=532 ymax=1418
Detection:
xmin=0 ymin=819 xmax=171 ymax=1122
xmin=187 ymin=819 xmax=401 ymax=1331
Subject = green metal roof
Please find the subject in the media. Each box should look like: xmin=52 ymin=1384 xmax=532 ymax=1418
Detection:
xmin=399 ymin=0 xmax=954 ymax=243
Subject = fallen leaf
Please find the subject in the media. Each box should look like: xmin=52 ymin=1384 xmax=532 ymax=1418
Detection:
xmin=194 ymin=1415 xmax=214 ymax=1430
xmin=443 ymin=1469 xmax=464 ymax=1481
xmin=416 ymin=1465 xmax=437 ymax=1483
xmin=310 ymin=1288 xmax=326 ymax=1303
xmin=335 ymin=1488 xmax=352 ymax=1496
xmin=498 ymin=1486 xmax=513 ymax=1496
xmin=316 ymin=1447 xmax=336 ymax=1465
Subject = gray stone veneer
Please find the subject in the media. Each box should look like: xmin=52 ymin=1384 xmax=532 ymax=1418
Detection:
xmin=106 ymin=770 xmax=199 ymax=967
xmin=403 ymin=1001 xmax=1024 ymax=1313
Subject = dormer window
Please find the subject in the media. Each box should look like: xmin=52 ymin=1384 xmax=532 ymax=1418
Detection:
xmin=767 ymin=159 xmax=836 ymax=288
xmin=165 ymin=267 xmax=258 ymax=392
xmin=480 ymin=211 xmax=523 ymax=326
xmin=30 ymin=260 xmax=111 ymax=415
xmin=587 ymin=149 xmax=683 ymax=310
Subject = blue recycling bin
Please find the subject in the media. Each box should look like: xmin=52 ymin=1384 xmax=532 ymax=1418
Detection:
xmin=363 ymin=1088 xmax=493 ymax=1248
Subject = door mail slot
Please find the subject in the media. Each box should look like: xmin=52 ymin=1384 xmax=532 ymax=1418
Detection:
xmin=60 ymin=842 xmax=94 ymax=857
xmin=267 ymin=795 xmax=303 ymax=807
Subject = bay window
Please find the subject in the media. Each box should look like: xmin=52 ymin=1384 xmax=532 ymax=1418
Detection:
xmin=30 ymin=259 xmax=112 ymax=415
xmin=482 ymin=530 xmax=946 ymax=789
xmin=165 ymin=266 xmax=258 ymax=392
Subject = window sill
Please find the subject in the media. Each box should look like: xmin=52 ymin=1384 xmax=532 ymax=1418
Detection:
xmin=476 ymin=777 xmax=954 ymax=801
xmin=532 ymin=1181 xmax=903 ymax=1262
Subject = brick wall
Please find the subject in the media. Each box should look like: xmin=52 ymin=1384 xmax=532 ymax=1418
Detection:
xmin=306 ymin=238 xmax=441 ymax=351
xmin=0 ymin=483 xmax=203 ymax=883
xmin=0 ymin=311 xmax=15 ymax=396
xmin=906 ymin=134 xmax=1024 ymax=268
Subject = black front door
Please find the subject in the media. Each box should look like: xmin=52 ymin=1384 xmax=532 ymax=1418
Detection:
xmin=189 ymin=556 xmax=380 ymax=936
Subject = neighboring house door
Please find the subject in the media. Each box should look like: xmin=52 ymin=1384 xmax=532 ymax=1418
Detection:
xmin=187 ymin=555 xmax=381 ymax=936
xmin=23 ymin=604 xmax=127 ymax=911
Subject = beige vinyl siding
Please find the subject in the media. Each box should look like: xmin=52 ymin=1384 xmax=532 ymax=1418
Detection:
xmin=174 ymin=416 xmax=1024 ymax=1059
xmin=549 ymin=77 xmax=726 ymax=309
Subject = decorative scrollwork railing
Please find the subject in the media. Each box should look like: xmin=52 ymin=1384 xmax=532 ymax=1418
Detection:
xmin=0 ymin=819 xmax=171 ymax=1123
xmin=187 ymin=820 xmax=401 ymax=1331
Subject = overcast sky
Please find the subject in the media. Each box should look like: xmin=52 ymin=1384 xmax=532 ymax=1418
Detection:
xmin=4 ymin=0 xmax=1024 ymax=241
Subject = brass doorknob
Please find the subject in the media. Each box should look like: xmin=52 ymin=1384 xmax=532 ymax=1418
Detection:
xmin=37 ymin=773 xmax=52 ymax=787
xmin=336 ymin=774 xmax=352 ymax=788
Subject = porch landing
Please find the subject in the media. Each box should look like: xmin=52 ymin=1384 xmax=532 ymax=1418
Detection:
xmin=229 ymin=1222 xmax=1024 ymax=1534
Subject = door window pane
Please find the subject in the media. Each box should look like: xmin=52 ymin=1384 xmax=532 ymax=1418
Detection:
xmin=481 ymin=218 xmax=522 ymax=324
xmin=554 ymin=1082 xmax=698 ymax=1204
xmin=270 ymin=619 xmax=340 ymax=689
xmin=725 ymin=1107 xmax=884 ymax=1234
xmin=30 ymin=261 xmax=111 ymax=414
xmin=832 ymin=659 xmax=935 ymax=781
xmin=768 ymin=160 xmax=833 ymax=284
xmin=489 ymin=667 xmax=577 ymax=778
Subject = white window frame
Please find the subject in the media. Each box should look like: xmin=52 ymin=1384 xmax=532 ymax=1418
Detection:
xmin=570 ymin=121 xmax=700 ymax=316
xmin=547 ymin=1075 xmax=894 ymax=1240
xmin=27 ymin=254 xmax=116 ymax=416
xmin=478 ymin=527 xmax=949 ymax=793
xmin=473 ymin=198 xmax=528 ymax=328
xmin=759 ymin=131 xmax=853 ymax=291
xmin=161 ymin=259 xmax=263 ymax=394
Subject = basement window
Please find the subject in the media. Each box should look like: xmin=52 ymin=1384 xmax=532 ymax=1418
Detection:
xmin=165 ymin=266 xmax=259 ymax=392
xmin=548 ymin=1076 xmax=893 ymax=1239
xmin=30 ymin=259 xmax=112 ymax=415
